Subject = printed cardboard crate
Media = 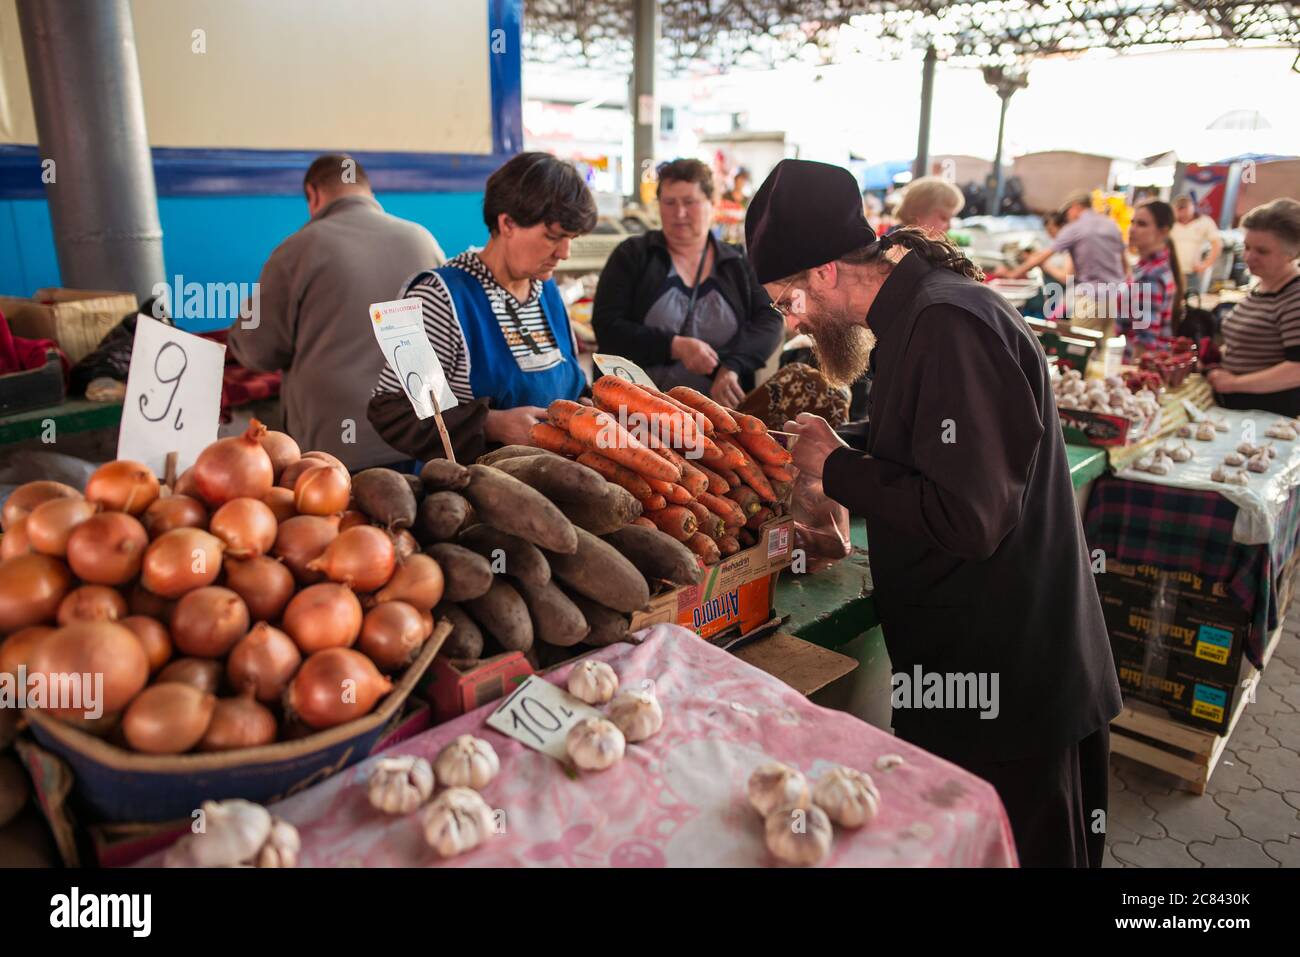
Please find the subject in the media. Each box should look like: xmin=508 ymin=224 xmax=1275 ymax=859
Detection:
xmin=0 ymin=288 xmax=136 ymax=363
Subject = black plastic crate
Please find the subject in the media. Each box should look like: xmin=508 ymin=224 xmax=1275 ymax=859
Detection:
xmin=0 ymin=350 xmax=64 ymax=416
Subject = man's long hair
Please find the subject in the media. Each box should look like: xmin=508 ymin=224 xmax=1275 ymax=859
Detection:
xmin=845 ymin=226 xmax=984 ymax=280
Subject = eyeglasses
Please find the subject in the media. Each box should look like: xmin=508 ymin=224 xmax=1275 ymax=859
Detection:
xmin=770 ymin=278 xmax=799 ymax=318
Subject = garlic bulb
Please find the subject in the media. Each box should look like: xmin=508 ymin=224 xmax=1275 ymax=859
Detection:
xmin=747 ymin=762 xmax=810 ymax=817
xmin=1223 ymin=452 xmax=1246 ymax=467
xmin=566 ymin=659 xmax=619 ymax=704
xmin=368 ymin=755 xmax=435 ymax=814
xmin=607 ymin=689 xmax=663 ymax=742
xmin=255 ymin=818 xmax=301 ymax=868
xmin=1175 ymin=424 xmax=1192 ymax=438
xmin=164 ymin=799 xmax=271 ymax=868
xmin=1247 ymin=451 xmax=1271 ymax=473
xmin=1195 ymin=423 xmax=1216 ymax=441
xmin=764 ymin=803 xmax=833 ymax=866
xmin=434 ymin=735 xmax=500 ymax=790
xmin=1212 ymin=416 xmax=1229 ymax=432
xmin=813 ymin=767 xmax=882 ymax=828
xmin=1169 ymin=443 xmax=1193 ymax=463
xmin=565 ymin=717 xmax=625 ymax=770
xmin=421 ymin=787 xmax=494 ymax=858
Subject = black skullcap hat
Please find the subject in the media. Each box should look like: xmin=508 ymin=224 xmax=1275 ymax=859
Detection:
xmin=745 ymin=159 xmax=877 ymax=284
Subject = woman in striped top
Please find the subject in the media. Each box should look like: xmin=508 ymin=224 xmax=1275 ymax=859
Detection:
xmin=1208 ymin=199 xmax=1300 ymax=416
xmin=368 ymin=153 xmax=596 ymax=461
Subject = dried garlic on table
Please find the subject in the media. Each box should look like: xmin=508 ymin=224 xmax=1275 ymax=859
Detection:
xmin=765 ymin=803 xmax=833 ymax=866
xmin=607 ymin=689 xmax=664 ymax=742
xmin=747 ymin=762 xmax=811 ymax=817
xmin=813 ymin=766 xmax=882 ymax=829
xmin=566 ymin=717 xmax=625 ymax=770
xmin=434 ymin=735 xmax=500 ymax=790
xmin=421 ymin=787 xmax=495 ymax=858
xmin=566 ymin=659 xmax=619 ymax=705
xmin=368 ymin=755 xmax=435 ymax=815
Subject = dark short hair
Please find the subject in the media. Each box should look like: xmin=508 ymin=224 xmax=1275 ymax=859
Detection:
xmin=656 ymin=158 xmax=714 ymax=200
xmin=483 ymin=152 xmax=597 ymax=236
xmin=1242 ymin=198 xmax=1300 ymax=249
xmin=303 ymin=154 xmax=369 ymax=193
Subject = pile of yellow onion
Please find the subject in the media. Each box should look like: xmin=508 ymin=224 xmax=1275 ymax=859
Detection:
xmin=0 ymin=420 xmax=444 ymax=754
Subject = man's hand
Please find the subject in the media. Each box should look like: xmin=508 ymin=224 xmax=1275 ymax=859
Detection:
xmin=1206 ymin=368 xmax=1238 ymax=394
xmin=485 ymin=405 xmax=547 ymax=446
xmin=782 ymin=412 xmax=848 ymax=480
xmin=711 ymin=366 xmax=744 ymax=407
xmin=672 ymin=335 xmax=719 ymax=376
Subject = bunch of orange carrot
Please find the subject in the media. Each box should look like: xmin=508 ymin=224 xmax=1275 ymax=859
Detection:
xmin=529 ymin=377 xmax=795 ymax=567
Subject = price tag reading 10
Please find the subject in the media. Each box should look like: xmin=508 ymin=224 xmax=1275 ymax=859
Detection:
xmin=486 ymin=675 xmax=603 ymax=761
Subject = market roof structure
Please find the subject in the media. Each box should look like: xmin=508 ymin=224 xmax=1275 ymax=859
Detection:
xmin=526 ymin=1 xmax=1300 ymax=68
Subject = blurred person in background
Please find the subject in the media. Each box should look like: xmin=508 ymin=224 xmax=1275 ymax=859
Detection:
xmin=1115 ymin=200 xmax=1183 ymax=358
xmin=368 ymin=152 xmax=594 ymax=462
xmin=1207 ymin=199 xmax=1300 ymax=415
xmin=228 ymin=154 xmax=445 ymax=470
xmin=1040 ymin=211 xmax=1074 ymax=288
xmin=892 ymin=176 xmax=965 ymax=238
xmin=721 ymin=167 xmax=751 ymax=208
xmin=1171 ymin=195 xmax=1223 ymax=297
xmin=863 ymin=192 xmax=885 ymax=236
xmin=591 ymin=158 xmax=780 ymax=406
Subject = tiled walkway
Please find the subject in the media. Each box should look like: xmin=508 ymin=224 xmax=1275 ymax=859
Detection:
xmin=1105 ymin=621 xmax=1300 ymax=868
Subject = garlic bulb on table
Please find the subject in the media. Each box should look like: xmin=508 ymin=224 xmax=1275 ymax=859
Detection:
xmin=747 ymin=762 xmax=810 ymax=817
xmin=421 ymin=787 xmax=495 ymax=858
xmin=1223 ymin=452 xmax=1246 ymax=467
xmin=566 ymin=717 xmax=625 ymax=770
xmin=813 ymin=767 xmax=882 ymax=828
xmin=607 ymin=689 xmax=663 ymax=742
xmin=368 ymin=755 xmax=436 ymax=815
xmin=255 ymin=818 xmax=301 ymax=867
xmin=434 ymin=735 xmax=500 ymax=790
xmin=566 ymin=660 xmax=619 ymax=704
xmin=164 ymin=799 xmax=271 ymax=868
xmin=764 ymin=804 xmax=833 ymax=866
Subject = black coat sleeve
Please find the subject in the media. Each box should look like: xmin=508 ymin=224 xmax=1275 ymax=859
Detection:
xmin=717 ymin=258 xmax=782 ymax=377
xmin=591 ymin=237 xmax=675 ymax=367
xmin=367 ymin=391 xmax=492 ymax=464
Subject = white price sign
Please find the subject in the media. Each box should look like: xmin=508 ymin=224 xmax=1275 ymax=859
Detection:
xmin=593 ymin=353 xmax=657 ymax=389
xmin=116 ymin=315 xmax=225 ymax=477
xmin=486 ymin=675 xmax=603 ymax=761
xmin=369 ymin=298 xmax=458 ymax=419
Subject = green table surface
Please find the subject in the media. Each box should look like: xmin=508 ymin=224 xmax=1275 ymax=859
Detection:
xmin=0 ymin=399 xmax=123 ymax=446
xmin=776 ymin=443 xmax=1106 ymax=649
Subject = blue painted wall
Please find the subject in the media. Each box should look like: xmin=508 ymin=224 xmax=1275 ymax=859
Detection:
xmin=1 ymin=191 xmax=488 ymax=332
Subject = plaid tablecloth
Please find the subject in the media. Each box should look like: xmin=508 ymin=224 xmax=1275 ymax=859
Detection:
xmin=1083 ymin=475 xmax=1300 ymax=667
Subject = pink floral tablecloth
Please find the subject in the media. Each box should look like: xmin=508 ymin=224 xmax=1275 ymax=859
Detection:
xmin=145 ymin=624 xmax=1018 ymax=867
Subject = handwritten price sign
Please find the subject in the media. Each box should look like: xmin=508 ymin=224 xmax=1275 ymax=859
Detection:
xmin=117 ymin=315 xmax=225 ymax=476
xmin=592 ymin=353 xmax=657 ymax=389
xmin=486 ymin=675 xmax=602 ymax=761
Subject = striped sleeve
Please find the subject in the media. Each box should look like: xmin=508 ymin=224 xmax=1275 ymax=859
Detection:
xmin=372 ymin=272 xmax=475 ymax=403
xmin=1277 ymin=281 xmax=1300 ymax=349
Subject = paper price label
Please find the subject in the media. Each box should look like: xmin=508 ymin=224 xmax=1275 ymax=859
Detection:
xmin=369 ymin=298 xmax=458 ymax=419
xmin=593 ymin=353 xmax=657 ymax=389
xmin=486 ymin=675 xmax=603 ymax=761
xmin=117 ymin=315 xmax=225 ymax=477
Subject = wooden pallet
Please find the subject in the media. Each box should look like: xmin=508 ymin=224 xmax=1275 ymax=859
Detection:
xmin=1109 ymin=623 xmax=1283 ymax=794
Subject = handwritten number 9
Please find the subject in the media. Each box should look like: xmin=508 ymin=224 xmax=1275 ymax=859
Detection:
xmin=139 ymin=342 xmax=188 ymax=430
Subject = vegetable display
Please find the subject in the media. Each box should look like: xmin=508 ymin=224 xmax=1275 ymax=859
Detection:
xmin=0 ymin=421 xmax=446 ymax=755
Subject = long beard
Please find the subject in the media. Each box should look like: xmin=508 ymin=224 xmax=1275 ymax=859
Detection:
xmin=804 ymin=302 xmax=874 ymax=387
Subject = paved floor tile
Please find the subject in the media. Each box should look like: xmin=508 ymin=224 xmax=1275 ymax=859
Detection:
xmin=1111 ymin=754 xmax=1177 ymax=796
xmin=1237 ymin=746 xmax=1300 ymax=793
xmin=1225 ymin=712 xmax=1280 ymax=752
xmin=1215 ymin=788 xmax=1300 ymax=844
xmin=1111 ymin=837 xmax=1200 ymax=868
xmin=1109 ymin=785 xmax=1166 ymax=839
xmin=1145 ymin=790 xmax=1240 ymax=844
xmin=1250 ymin=682 xmax=1296 ymax=717
xmin=1187 ymin=838 xmax=1278 ymax=867
xmin=1255 ymin=708 xmax=1300 ymax=751
xmin=1284 ymin=792 xmax=1300 ymax=813
xmin=1206 ymin=751 xmax=1264 ymax=794
xmin=1262 ymin=837 xmax=1300 ymax=867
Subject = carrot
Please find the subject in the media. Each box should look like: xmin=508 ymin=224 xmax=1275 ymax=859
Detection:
xmin=685 ymin=500 xmax=723 ymax=539
xmin=718 ymin=535 xmax=741 ymax=557
xmin=746 ymin=505 xmax=774 ymax=531
xmin=664 ymin=483 xmax=693 ymax=505
xmin=547 ymin=399 xmax=585 ymax=430
xmin=697 ymin=464 xmax=731 ymax=495
xmin=593 ymin=376 xmax=702 ymax=447
xmin=733 ymin=411 xmax=767 ymax=434
xmin=638 ymin=493 xmax=668 ymax=512
xmin=726 ymin=485 xmax=762 ymax=516
xmin=762 ymin=461 xmax=797 ymax=483
xmin=686 ymin=532 xmax=721 ymax=564
xmin=719 ymin=437 xmax=777 ymax=501
xmin=769 ymin=479 xmax=792 ymax=502
xmin=649 ymin=388 xmax=714 ymax=435
xmin=646 ymin=505 xmax=697 ymax=542
xmin=699 ymin=439 xmax=745 ymax=472
xmin=624 ymin=417 xmax=667 ymax=450
xmin=668 ymin=386 xmax=740 ymax=433
xmin=529 ymin=422 xmax=586 ymax=457
xmin=577 ymin=451 xmax=654 ymax=500
xmin=699 ymin=491 xmax=747 ymax=527
xmin=736 ymin=428 xmax=794 ymax=467
xmin=717 ymin=466 xmax=741 ymax=488
xmin=565 ymin=408 xmax=681 ymax=483
xmin=632 ymin=517 xmax=656 ymax=529
xmin=656 ymin=446 xmax=710 ymax=497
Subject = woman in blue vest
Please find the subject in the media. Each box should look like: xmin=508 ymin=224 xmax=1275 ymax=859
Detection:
xmin=369 ymin=153 xmax=595 ymax=461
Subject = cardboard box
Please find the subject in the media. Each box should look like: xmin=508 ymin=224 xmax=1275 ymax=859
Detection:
xmin=629 ymin=515 xmax=794 ymax=642
xmin=421 ymin=651 xmax=534 ymax=725
xmin=0 ymin=288 xmax=137 ymax=363
xmin=20 ymin=621 xmax=448 ymax=824
xmin=1111 ymin=634 xmax=1248 ymax=734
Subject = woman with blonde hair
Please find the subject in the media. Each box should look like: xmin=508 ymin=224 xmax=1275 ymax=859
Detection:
xmin=893 ymin=176 xmax=965 ymax=238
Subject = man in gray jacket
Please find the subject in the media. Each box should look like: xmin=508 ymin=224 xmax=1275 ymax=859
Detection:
xmin=228 ymin=154 xmax=445 ymax=470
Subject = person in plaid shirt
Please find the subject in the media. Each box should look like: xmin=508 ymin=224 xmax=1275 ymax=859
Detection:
xmin=1119 ymin=200 xmax=1185 ymax=358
